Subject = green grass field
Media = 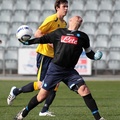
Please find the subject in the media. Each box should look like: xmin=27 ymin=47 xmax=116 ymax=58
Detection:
xmin=0 ymin=80 xmax=120 ymax=120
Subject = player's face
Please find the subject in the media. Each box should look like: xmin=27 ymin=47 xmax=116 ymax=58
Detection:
xmin=57 ymin=3 xmax=68 ymax=16
xmin=69 ymin=16 xmax=83 ymax=29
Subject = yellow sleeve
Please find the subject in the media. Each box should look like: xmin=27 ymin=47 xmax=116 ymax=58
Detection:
xmin=39 ymin=19 xmax=53 ymax=34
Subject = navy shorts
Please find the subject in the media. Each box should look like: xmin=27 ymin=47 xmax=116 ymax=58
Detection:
xmin=42 ymin=62 xmax=85 ymax=91
xmin=36 ymin=53 xmax=52 ymax=81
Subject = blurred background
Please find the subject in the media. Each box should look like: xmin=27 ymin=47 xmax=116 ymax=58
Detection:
xmin=0 ymin=0 xmax=120 ymax=77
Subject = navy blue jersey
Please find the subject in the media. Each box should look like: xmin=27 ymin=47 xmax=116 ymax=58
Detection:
xmin=29 ymin=28 xmax=91 ymax=68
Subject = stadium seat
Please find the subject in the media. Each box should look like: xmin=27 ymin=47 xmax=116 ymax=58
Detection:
xmin=96 ymin=23 xmax=110 ymax=36
xmin=112 ymin=11 xmax=120 ymax=24
xmin=109 ymin=35 xmax=120 ymax=51
xmin=93 ymin=50 xmax=108 ymax=74
xmin=97 ymin=11 xmax=111 ymax=24
xmin=0 ymin=23 xmax=10 ymax=36
xmin=1 ymin=0 xmax=14 ymax=11
xmin=28 ymin=0 xmax=42 ymax=12
xmin=7 ymin=35 xmax=20 ymax=49
xmin=113 ymin=0 xmax=120 ymax=12
xmin=94 ymin=35 xmax=109 ymax=51
xmin=85 ymin=0 xmax=98 ymax=11
xmin=4 ymin=49 xmax=18 ymax=74
xmin=26 ymin=11 xmax=40 ymax=24
xmin=70 ymin=0 xmax=85 ymax=11
xmin=68 ymin=10 xmax=83 ymax=19
xmin=26 ymin=22 xmax=38 ymax=34
xmin=0 ymin=35 xmax=8 ymax=49
xmin=14 ymin=0 xmax=28 ymax=12
xmin=111 ymin=23 xmax=120 ymax=36
xmin=11 ymin=10 xmax=26 ymax=24
xmin=83 ymin=10 xmax=97 ymax=23
xmin=40 ymin=10 xmax=55 ymax=23
xmin=41 ymin=0 xmax=54 ymax=12
xmin=88 ymin=35 xmax=95 ymax=48
xmin=9 ymin=22 xmax=23 ymax=36
xmin=108 ymin=51 xmax=120 ymax=74
xmin=0 ymin=10 xmax=12 ymax=23
xmin=98 ymin=0 xmax=113 ymax=12
xmin=93 ymin=60 xmax=108 ymax=70
xmin=81 ymin=23 xmax=96 ymax=36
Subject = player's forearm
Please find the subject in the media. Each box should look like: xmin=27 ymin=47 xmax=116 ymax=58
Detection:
xmin=34 ymin=29 xmax=44 ymax=37
xmin=28 ymin=38 xmax=43 ymax=44
xmin=86 ymin=50 xmax=95 ymax=60
xmin=86 ymin=50 xmax=103 ymax=60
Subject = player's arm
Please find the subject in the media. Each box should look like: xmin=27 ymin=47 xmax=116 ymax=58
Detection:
xmin=85 ymin=47 xmax=103 ymax=60
xmin=83 ymin=34 xmax=102 ymax=60
xmin=34 ymin=21 xmax=53 ymax=47
xmin=20 ymin=31 xmax=55 ymax=45
xmin=34 ymin=29 xmax=44 ymax=37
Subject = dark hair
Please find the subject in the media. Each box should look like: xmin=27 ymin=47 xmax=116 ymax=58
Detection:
xmin=54 ymin=0 xmax=68 ymax=12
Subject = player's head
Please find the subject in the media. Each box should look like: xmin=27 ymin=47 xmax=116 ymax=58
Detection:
xmin=54 ymin=0 xmax=68 ymax=16
xmin=68 ymin=16 xmax=83 ymax=30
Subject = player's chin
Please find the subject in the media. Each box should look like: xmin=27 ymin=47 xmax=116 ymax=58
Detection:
xmin=63 ymin=11 xmax=67 ymax=16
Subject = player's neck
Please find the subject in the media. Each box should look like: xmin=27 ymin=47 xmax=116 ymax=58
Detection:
xmin=57 ymin=14 xmax=64 ymax=21
xmin=68 ymin=27 xmax=78 ymax=31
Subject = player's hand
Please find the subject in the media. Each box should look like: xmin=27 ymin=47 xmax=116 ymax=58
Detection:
xmin=18 ymin=39 xmax=29 ymax=45
xmin=94 ymin=50 xmax=103 ymax=60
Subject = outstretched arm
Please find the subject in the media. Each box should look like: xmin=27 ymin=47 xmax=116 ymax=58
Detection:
xmin=85 ymin=47 xmax=103 ymax=60
xmin=19 ymin=33 xmax=53 ymax=45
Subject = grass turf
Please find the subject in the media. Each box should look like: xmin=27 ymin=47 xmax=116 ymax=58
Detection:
xmin=0 ymin=80 xmax=120 ymax=120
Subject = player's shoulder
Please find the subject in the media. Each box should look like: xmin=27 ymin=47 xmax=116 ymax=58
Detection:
xmin=78 ymin=31 xmax=88 ymax=37
xmin=56 ymin=28 xmax=66 ymax=32
xmin=77 ymin=31 xmax=89 ymax=40
xmin=45 ymin=13 xmax=58 ymax=22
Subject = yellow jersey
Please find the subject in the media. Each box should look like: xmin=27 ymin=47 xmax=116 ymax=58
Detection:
xmin=36 ymin=13 xmax=67 ymax=58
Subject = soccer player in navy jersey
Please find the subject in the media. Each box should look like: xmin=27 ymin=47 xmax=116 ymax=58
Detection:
xmin=14 ymin=16 xmax=105 ymax=120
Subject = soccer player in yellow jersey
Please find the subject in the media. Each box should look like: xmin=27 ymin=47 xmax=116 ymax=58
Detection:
xmin=7 ymin=0 xmax=68 ymax=117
